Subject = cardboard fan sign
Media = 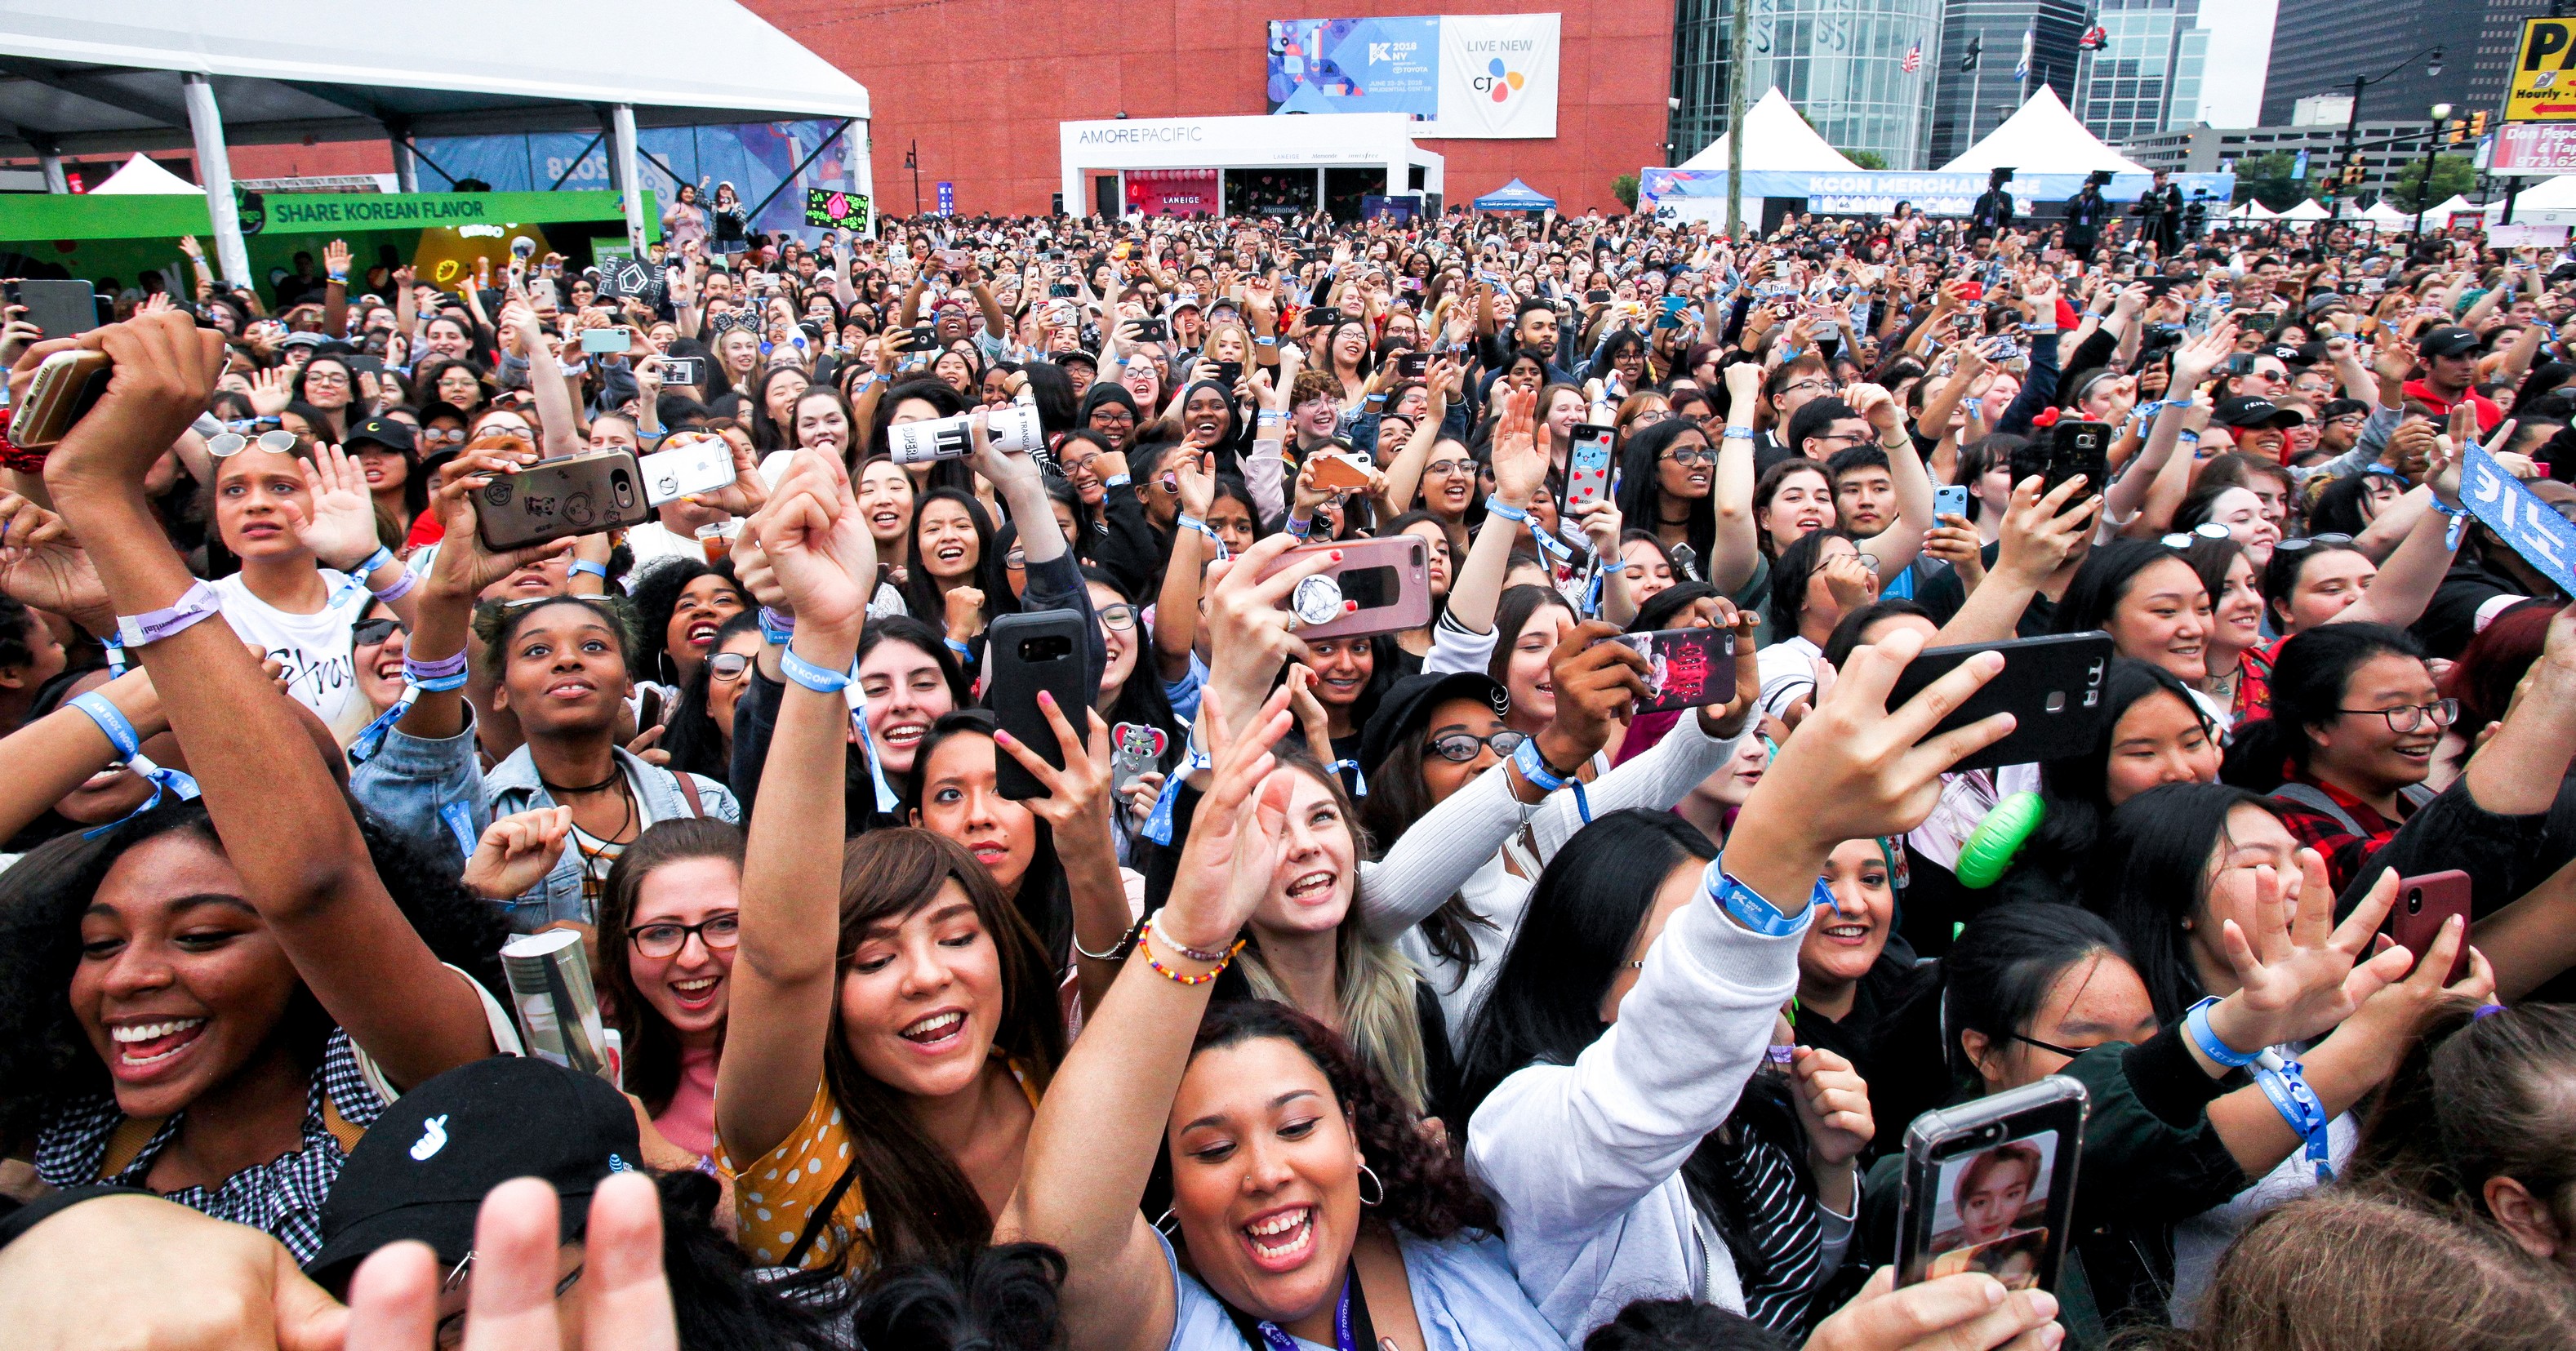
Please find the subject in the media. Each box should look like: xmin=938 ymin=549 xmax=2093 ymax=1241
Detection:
xmin=594 ymin=256 xmax=665 ymax=310
xmin=2460 ymin=443 xmax=2576 ymax=598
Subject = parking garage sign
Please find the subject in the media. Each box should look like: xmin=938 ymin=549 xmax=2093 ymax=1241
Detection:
xmin=2511 ymin=19 xmax=2576 ymax=122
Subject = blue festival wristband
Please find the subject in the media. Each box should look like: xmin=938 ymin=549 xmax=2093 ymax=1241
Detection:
xmin=778 ymin=644 xmax=853 ymax=695
xmin=2253 ymin=1051 xmax=2334 ymax=1181
xmin=70 ymin=692 xmax=141 ymax=759
xmin=2183 ymin=995 xmax=2260 ymax=1069
xmin=758 ymin=607 xmax=796 ymax=646
xmin=1702 ymin=855 xmax=1825 ymax=939
xmin=569 ymin=559 xmax=610 ymax=581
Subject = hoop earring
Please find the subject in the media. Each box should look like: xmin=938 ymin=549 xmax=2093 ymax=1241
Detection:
xmin=1152 ymin=1206 xmax=1177 ymax=1235
xmin=1356 ymin=1161 xmax=1385 ymax=1207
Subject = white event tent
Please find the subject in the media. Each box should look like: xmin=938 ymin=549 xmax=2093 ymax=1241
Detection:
xmin=1678 ymin=89 xmax=1859 ymax=172
xmin=2276 ymin=198 xmax=2330 ymax=220
xmin=2482 ymin=176 xmax=2576 ymax=226
xmin=1939 ymin=86 xmax=2147 ymax=175
xmin=87 ymin=151 xmax=198 ymax=194
xmin=0 ymin=0 xmax=871 ymax=285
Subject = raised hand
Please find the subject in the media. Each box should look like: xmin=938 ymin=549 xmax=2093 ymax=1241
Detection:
xmin=0 ymin=491 xmax=110 ymax=633
xmin=1807 ymin=1267 xmax=2058 ymax=1351
xmin=995 ymin=690 xmax=1116 ymax=843
xmin=1174 ymin=448 xmax=1217 ymax=519
xmin=756 ymin=447 xmax=876 ymax=643
xmin=2205 ymin=851 xmax=2414 ymax=1054
xmin=1994 ymin=474 xmax=2095 ymax=583
xmin=422 ymin=447 xmax=561 ymax=599
xmin=1202 ymin=533 xmax=1344 ymax=735
xmin=344 ymin=1174 xmax=678 ymax=1351
xmin=1490 ymin=383 xmax=1545 ymax=503
xmin=294 ymin=442 xmax=388 ymax=571
xmin=2168 ymin=323 xmax=2238 ymax=393
xmin=462 ymin=806 xmax=573 ymax=901
xmin=1160 ymin=681 xmax=1300 ymax=954
xmin=42 ymin=311 xmax=223 ymax=503
xmin=1791 ymin=1046 xmax=1875 ymax=1169
xmin=1542 ymin=619 xmax=1652 ymax=765
xmin=322 ymin=239 xmax=352 ymax=283
xmin=245 ymin=364 xmax=292 ymax=416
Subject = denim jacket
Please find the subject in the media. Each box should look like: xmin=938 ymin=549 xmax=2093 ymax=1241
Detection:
xmin=484 ymin=743 xmax=738 ymax=931
xmin=348 ymin=708 xmax=736 ymax=932
xmin=349 ymin=710 xmax=492 ymax=872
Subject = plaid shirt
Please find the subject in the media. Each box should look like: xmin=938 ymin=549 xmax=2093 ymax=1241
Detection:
xmin=2271 ymin=772 xmax=2414 ymax=893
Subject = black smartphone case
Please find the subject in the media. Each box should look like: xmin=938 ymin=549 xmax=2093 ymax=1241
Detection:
xmin=985 ymin=611 xmax=1092 ymax=800
xmin=1884 ymin=631 xmax=2115 ymax=772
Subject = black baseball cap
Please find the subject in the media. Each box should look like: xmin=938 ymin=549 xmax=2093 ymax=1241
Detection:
xmin=2212 ymin=396 xmax=2306 ymax=430
xmin=2420 ymin=326 xmax=2482 ymax=360
xmin=1055 ymin=349 xmax=1098 ymax=374
xmin=1359 ymin=671 xmax=1510 ymax=777
xmin=346 ymin=416 xmax=416 ymax=455
xmin=305 ymin=1056 xmax=643 ymax=1290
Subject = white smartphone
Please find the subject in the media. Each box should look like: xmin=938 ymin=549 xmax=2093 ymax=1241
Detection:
xmin=638 ymin=436 xmax=737 ymax=507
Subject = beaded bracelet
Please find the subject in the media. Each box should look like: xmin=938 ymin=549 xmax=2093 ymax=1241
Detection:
xmin=1138 ymin=916 xmax=1245 ymax=986
xmin=1146 ymin=909 xmax=1235 ymax=962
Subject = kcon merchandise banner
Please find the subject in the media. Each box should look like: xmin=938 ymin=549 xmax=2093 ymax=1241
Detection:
xmin=1266 ymin=13 xmax=1559 ymax=139
xmin=1125 ymin=168 xmax=1221 ymax=216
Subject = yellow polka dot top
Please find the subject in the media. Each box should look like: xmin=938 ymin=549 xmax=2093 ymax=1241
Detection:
xmin=719 ymin=1065 xmax=1040 ymax=1272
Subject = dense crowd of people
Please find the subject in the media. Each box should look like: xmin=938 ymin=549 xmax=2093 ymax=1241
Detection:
xmin=0 ymin=193 xmax=2574 ymax=1351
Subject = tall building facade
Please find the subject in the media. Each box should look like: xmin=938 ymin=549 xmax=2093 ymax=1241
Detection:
xmin=2071 ymin=0 xmax=2209 ymax=146
xmin=2260 ymin=0 xmax=2494 ymax=127
xmin=1929 ymin=0 xmax=2089 ymax=165
xmin=1670 ymin=0 xmax=1945 ymax=168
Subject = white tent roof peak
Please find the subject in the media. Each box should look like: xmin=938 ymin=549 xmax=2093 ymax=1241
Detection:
xmin=1677 ymin=89 xmax=1858 ymax=172
xmin=2278 ymin=198 xmax=2329 ymax=220
xmin=89 ymin=152 xmax=197 ymax=194
xmin=1938 ymin=86 xmax=2147 ymax=175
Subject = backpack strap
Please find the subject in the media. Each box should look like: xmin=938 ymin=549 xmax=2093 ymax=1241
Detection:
xmin=96 ymin=1115 xmax=166 ymax=1180
xmin=781 ymin=1157 xmax=861 ymax=1269
xmin=2269 ymin=782 xmax=2365 ymax=841
xmin=673 ymin=771 xmax=705 ymax=820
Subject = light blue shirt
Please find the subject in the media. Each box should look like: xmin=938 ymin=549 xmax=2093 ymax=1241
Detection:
xmin=1157 ymin=1226 xmax=1568 ymax=1350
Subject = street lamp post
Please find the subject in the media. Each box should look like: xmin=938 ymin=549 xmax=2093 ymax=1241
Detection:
xmin=905 ymin=140 xmax=921 ymax=218
xmin=2413 ymin=103 xmax=2454 ymax=242
xmin=2338 ymin=47 xmax=2442 ymax=207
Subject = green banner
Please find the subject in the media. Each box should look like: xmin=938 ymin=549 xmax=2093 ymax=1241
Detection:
xmin=0 ymin=189 xmax=654 ymax=243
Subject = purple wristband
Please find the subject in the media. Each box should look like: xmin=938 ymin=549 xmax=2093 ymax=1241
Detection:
xmin=405 ymin=650 xmax=470 ymax=682
xmin=116 ymin=580 xmax=222 ymax=648
xmin=371 ymin=567 xmax=419 ymax=602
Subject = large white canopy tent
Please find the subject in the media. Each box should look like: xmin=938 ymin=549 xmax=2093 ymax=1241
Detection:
xmin=1938 ymin=86 xmax=2147 ymax=176
xmin=2483 ymin=176 xmax=2576 ymax=225
xmin=0 ymin=0 xmax=871 ymax=285
xmin=1678 ymin=89 xmax=1859 ymax=172
xmin=2277 ymin=198 xmax=2330 ymax=220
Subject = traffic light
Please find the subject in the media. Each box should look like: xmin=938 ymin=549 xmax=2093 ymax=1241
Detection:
xmin=2471 ymin=110 xmax=2489 ymax=136
xmin=2343 ymin=163 xmax=2366 ymax=185
xmin=2449 ymin=123 xmax=2467 ymax=144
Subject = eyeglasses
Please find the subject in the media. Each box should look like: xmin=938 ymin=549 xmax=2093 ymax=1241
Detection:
xmin=419 ymin=427 xmax=467 ymax=446
xmin=1780 ymin=378 xmax=1836 ymax=398
xmin=353 ymin=617 xmax=401 ymax=647
xmin=1004 ymin=547 xmax=1027 ymax=570
xmin=2273 ymin=533 xmax=2356 ymax=551
xmin=2159 ymin=522 xmax=2232 ymax=548
xmin=1425 ymin=728 xmax=1529 ymax=763
xmin=2007 ymin=1031 xmax=2090 ymax=1060
xmin=208 ymin=429 xmax=298 ymax=457
xmin=1662 ymin=446 xmax=1718 ymax=467
xmin=1426 ymin=458 xmax=1475 ymax=476
xmin=2338 ymin=698 xmax=2458 ymax=733
xmin=1089 ymin=408 xmax=1136 ymax=425
xmin=628 ymin=913 xmax=741 ymax=958
xmin=709 ymin=651 xmax=752 ymax=682
xmin=1628 ymin=410 xmax=1675 ymax=427
xmin=1097 ymin=602 xmax=1140 ymax=632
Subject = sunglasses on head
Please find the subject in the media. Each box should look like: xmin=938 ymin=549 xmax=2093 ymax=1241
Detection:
xmin=208 ymin=429 xmax=299 ymax=458
xmin=2158 ymin=522 xmax=2232 ymax=549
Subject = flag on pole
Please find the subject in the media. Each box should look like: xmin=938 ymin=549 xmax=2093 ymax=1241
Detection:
xmin=2014 ymin=27 xmax=2032 ymax=82
xmin=1960 ymin=35 xmax=1982 ymax=72
xmin=1902 ymin=41 xmax=1922 ymax=74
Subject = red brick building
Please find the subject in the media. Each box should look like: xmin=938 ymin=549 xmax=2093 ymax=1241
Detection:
xmin=740 ymin=0 xmax=1675 ymax=217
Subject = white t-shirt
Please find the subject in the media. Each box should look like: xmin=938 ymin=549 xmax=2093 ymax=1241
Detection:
xmin=211 ymin=571 xmax=371 ymax=744
xmin=1755 ymin=635 xmax=1824 ymax=719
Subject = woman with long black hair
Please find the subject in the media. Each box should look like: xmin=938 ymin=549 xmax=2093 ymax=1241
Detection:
xmin=1457 ymin=809 xmax=1873 ymax=1340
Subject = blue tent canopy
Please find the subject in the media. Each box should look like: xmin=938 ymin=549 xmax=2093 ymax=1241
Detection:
xmin=1473 ymin=178 xmax=1555 ymax=211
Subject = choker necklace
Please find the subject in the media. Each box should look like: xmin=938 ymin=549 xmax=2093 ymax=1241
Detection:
xmin=1657 ymin=509 xmax=1693 ymax=527
xmin=541 ymin=765 xmax=625 ymax=796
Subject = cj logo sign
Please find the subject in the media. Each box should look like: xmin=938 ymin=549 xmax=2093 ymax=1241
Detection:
xmin=1471 ymin=57 xmax=1526 ymax=104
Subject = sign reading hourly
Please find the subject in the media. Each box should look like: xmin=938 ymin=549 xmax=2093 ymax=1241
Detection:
xmin=2511 ymin=18 xmax=2576 ymax=123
